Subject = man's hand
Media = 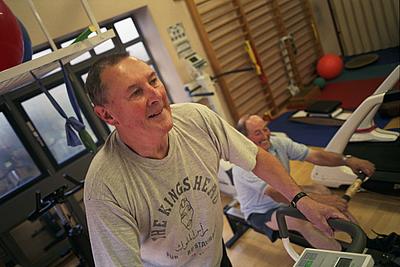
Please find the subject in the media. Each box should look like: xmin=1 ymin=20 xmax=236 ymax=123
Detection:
xmin=308 ymin=193 xmax=348 ymax=212
xmin=346 ymin=157 xmax=375 ymax=177
xmin=296 ymin=196 xmax=348 ymax=237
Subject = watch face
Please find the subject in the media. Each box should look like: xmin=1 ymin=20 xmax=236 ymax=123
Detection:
xmin=342 ymin=155 xmax=352 ymax=163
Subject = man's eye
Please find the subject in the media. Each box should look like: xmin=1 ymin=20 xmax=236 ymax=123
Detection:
xmin=149 ymin=77 xmax=159 ymax=86
xmin=130 ymin=89 xmax=142 ymax=98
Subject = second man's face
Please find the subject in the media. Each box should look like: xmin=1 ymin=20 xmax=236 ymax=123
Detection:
xmin=246 ymin=115 xmax=271 ymax=151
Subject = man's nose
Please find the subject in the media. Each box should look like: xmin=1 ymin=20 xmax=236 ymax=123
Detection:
xmin=146 ymin=84 xmax=161 ymax=103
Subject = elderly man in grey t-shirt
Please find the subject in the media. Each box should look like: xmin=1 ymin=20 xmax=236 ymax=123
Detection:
xmin=83 ymin=52 xmax=354 ymax=266
xmin=233 ymin=114 xmax=375 ymax=250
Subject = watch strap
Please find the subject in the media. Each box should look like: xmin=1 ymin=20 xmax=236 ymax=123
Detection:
xmin=290 ymin=191 xmax=308 ymax=208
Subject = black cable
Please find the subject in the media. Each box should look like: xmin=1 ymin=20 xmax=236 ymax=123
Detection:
xmin=185 ymin=85 xmax=202 ymax=94
xmin=211 ymin=67 xmax=254 ymax=81
xmin=190 ymin=92 xmax=214 ymax=97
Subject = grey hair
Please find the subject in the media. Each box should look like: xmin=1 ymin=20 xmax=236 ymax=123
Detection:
xmin=85 ymin=51 xmax=130 ymax=106
xmin=236 ymin=114 xmax=251 ymax=137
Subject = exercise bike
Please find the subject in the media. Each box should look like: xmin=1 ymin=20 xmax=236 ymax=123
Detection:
xmin=277 ymin=172 xmax=399 ymax=266
xmin=28 ymin=174 xmax=94 ymax=267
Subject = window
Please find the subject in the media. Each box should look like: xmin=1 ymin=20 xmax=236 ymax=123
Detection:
xmin=114 ymin=17 xmax=140 ymax=43
xmin=0 ymin=112 xmax=41 ymax=200
xmin=21 ymin=83 xmax=98 ymax=165
xmin=126 ymin=42 xmax=150 ymax=61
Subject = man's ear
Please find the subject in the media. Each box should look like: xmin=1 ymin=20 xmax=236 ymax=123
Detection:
xmin=94 ymin=105 xmax=117 ymax=125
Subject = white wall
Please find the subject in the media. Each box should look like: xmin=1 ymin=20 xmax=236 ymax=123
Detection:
xmin=309 ymin=0 xmax=342 ymax=55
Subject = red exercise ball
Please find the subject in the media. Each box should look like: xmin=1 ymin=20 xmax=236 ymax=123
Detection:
xmin=316 ymin=54 xmax=344 ymax=80
xmin=0 ymin=0 xmax=24 ymax=72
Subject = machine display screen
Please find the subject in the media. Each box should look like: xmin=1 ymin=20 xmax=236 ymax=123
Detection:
xmin=335 ymin=257 xmax=352 ymax=267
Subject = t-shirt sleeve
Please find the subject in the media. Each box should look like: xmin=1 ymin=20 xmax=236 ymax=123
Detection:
xmin=280 ymin=136 xmax=309 ymax=161
xmin=85 ymin=198 xmax=143 ymax=267
xmin=192 ymin=103 xmax=258 ymax=172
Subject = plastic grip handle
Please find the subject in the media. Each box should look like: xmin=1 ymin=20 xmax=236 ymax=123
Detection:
xmin=342 ymin=171 xmax=368 ymax=202
xmin=343 ymin=179 xmax=363 ymax=201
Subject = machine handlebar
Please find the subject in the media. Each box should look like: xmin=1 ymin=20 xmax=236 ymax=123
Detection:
xmin=276 ymin=206 xmax=367 ymax=253
xmin=28 ymin=174 xmax=85 ymax=221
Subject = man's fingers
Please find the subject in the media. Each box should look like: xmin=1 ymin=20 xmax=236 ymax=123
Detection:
xmin=327 ymin=209 xmax=349 ymax=221
xmin=317 ymin=209 xmax=349 ymax=237
xmin=298 ymin=198 xmax=351 ymax=239
xmin=316 ymin=218 xmax=334 ymax=237
xmin=336 ymin=204 xmax=347 ymax=212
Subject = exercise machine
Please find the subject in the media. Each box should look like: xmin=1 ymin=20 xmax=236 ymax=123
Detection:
xmin=223 ymin=199 xmax=314 ymax=249
xmin=276 ymin=206 xmax=374 ymax=267
xmin=224 ymin=171 xmax=368 ymax=249
xmin=278 ymin=172 xmax=374 ymax=266
xmin=28 ymin=174 xmax=94 ymax=267
xmin=312 ymin=66 xmax=400 ymax=194
xmin=225 ymin=171 xmax=399 ymax=266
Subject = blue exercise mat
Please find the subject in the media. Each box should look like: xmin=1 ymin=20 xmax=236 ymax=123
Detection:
xmin=344 ymin=46 xmax=400 ymax=66
xmin=329 ymin=63 xmax=398 ymax=83
xmin=329 ymin=47 xmax=399 ymax=83
xmin=268 ymin=111 xmax=392 ymax=147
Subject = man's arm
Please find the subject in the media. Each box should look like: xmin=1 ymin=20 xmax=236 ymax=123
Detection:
xmin=265 ymin=187 xmax=290 ymax=203
xmin=305 ymin=149 xmax=375 ymax=177
xmin=252 ymin=147 xmax=347 ymax=237
xmin=265 ymin=186 xmax=348 ymax=212
xmin=85 ymin=198 xmax=143 ymax=266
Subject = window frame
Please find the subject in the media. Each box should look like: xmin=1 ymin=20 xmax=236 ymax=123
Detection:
xmin=0 ymin=104 xmax=48 ymax=204
xmin=11 ymin=74 xmax=103 ymax=169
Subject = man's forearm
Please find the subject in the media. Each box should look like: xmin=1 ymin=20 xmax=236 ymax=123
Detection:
xmin=306 ymin=149 xmax=375 ymax=177
xmin=252 ymin=147 xmax=302 ymax=202
xmin=306 ymin=149 xmax=345 ymax=166
xmin=265 ymin=187 xmax=290 ymax=204
xmin=253 ymin=148 xmax=347 ymax=237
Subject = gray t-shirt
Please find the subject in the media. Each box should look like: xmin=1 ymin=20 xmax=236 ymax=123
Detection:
xmin=232 ymin=136 xmax=309 ymax=219
xmin=84 ymin=103 xmax=258 ymax=267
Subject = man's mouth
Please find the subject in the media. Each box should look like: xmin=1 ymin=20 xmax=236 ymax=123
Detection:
xmin=148 ymin=109 xmax=163 ymax=119
xmin=260 ymin=140 xmax=270 ymax=146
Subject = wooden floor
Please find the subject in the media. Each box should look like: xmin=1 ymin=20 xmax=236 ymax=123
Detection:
xmin=222 ymin=157 xmax=400 ymax=267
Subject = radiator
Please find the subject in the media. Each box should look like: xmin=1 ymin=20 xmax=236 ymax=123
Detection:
xmin=330 ymin=0 xmax=399 ymax=55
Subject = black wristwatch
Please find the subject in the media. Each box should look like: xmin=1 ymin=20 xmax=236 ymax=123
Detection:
xmin=290 ymin=191 xmax=308 ymax=208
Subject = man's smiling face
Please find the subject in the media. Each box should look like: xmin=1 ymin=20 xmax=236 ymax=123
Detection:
xmin=95 ymin=57 xmax=173 ymax=138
